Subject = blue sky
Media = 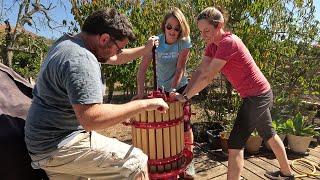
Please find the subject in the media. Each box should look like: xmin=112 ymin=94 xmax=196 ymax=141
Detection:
xmin=315 ymin=1 xmax=320 ymax=21
xmin=2 ymin=1 xmax=320 ymax=39
xmin=2 ymin=0 xmax=74 ymax=39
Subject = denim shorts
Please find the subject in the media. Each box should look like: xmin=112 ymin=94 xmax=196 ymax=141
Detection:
xmin=228 ymin=90 xmax=276 ymax=149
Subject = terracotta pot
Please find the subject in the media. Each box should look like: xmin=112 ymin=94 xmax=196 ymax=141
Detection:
xmin=219 ymin=131 xmax=230 ymax=154
xmin=246 ymin=135 xmax=263 ymax=154
xmin=265 ymin=134 xmax=286 ymax=150
xmin=287 ymin=134 xmax=312 ymax=153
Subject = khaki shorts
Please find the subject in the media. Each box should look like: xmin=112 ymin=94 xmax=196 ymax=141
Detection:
xmin=30 ymin=131 xmax=148 ymax=180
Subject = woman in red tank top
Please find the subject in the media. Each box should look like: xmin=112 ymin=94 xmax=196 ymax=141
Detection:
xmin=175 ymin=7 xmax=294 ymax=180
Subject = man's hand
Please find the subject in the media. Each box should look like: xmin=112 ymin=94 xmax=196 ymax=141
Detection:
xmin=169 ymin=92 xmax=176 ymax=100
xmin=122 ymin=117 xmax=135 ymax=125
xmin=145 ymin=98 xmax=169 ymax=113
xmin=145 ymin=36 xmax=159 ymax=51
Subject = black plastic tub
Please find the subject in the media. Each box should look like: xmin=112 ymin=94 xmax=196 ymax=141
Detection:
xmin=192 ymin=122 xmax=223 ymax=143
xmin=207 ymin=128 xmax=224 ymax=150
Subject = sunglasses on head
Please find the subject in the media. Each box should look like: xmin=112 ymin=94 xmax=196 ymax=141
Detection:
xmin=165 ymin=24 xmax=181 ymax=32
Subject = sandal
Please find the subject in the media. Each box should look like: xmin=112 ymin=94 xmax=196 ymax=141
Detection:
xmin=264 ymin=170 xmax=295 ymax=180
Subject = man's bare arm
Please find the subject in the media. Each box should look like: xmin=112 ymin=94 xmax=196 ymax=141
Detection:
xmin=103 ymin=36 xmax=158 ymax=65
xmin=73 ymin=98 xmax=168 ymax=131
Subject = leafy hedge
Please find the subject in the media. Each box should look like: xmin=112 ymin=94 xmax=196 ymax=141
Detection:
xmin=70 ymin=0 xmax=319 ymax=124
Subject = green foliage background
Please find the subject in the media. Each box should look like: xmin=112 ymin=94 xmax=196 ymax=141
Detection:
xmin=0 ymin=31 xmax=50 ymax=79
xmin=1 ymin=0 xmax=318 ymax=125
xmin=12 ymin=35 xmax=49 ymax=79
xmin=70 ymin=0 xmax=319 ymax=124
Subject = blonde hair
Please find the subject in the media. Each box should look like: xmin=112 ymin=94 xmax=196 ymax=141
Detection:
xmin=197 ymin=7 xmax=227 ymax=28
xmin=161 ymin=7 xmax=190 ymax=39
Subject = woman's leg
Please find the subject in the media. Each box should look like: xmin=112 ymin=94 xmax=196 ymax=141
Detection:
xmin=227 ymin=149 xmax=244 ymax=180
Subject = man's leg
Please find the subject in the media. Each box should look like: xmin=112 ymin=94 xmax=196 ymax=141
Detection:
xmin=32 ymin=131 xmax=148 ymax=180
xmin=227 ymin=149 xmax=244 ymax=180
xmin=267 ymin=134 xmax=292 ymax=175
xmin=134 ymin=164 xmax=149 ymax=180
xmin=45 ymin=171 xmax=88 ymax=180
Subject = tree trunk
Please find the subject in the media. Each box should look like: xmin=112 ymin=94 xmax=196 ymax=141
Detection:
xmin=106 ymin=83 xmax=114 ymax=103
xmin=225 ymin=79 xmax=233 ymax=112
xmin=226 ymin=80 xmax=232 ymax=101
xmin=3 ymin=49 xmax=13 ymax=67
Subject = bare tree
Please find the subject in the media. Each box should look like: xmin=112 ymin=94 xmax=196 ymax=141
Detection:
xmin=1 ymin=0 xmax=65 ymax=67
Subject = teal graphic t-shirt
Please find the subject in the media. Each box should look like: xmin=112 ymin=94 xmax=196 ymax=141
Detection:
xmin=155 ymin=34 xmax=192 ymax=91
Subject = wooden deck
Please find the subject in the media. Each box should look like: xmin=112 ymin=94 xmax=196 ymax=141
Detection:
xmin=193 ymin=144 xmax=320 ymax=179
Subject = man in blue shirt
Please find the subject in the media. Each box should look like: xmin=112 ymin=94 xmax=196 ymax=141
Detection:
xmin=25 ymin=8 xmax=168 ymax=180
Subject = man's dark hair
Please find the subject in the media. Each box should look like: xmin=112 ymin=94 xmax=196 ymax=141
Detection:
xmin=82 ymin=8 xmax=136 ymax=41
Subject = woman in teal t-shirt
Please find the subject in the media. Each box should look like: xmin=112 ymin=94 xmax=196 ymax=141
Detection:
xmin=134 ymin=7 xmax=192 ymax=96
xmin=133 ymin=7 xmax=195 ymax=178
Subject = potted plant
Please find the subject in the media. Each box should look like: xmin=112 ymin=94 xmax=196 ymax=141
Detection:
xmin=285 ymin=113 xmax=319 ymax=153
xmin=265 ymin=120 xmax=287 ymax=150
xmin=219 ymin=123 xmax=233 ymax=155
xmin=245 ymin=130 xmax=263 ymax=154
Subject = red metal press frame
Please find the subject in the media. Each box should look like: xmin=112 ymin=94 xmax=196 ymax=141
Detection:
xmin=125 ymin=91 xmax=193 ymax=179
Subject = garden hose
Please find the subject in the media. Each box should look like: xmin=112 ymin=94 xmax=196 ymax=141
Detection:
xmin=194 ymin=142 xmax=228 ymax=159
xmin=194 ymin=142 xmax=320 ymax=178
xmin=290 ymin=159 xmax=320 ymax=178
